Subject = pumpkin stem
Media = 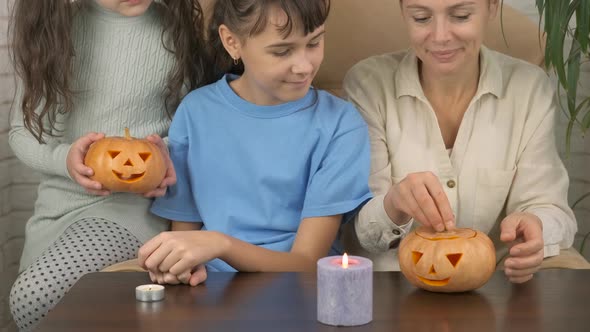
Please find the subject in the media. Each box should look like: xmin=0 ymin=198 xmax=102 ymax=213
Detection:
xmin=124 ymin=127 xmax=131 ymax=140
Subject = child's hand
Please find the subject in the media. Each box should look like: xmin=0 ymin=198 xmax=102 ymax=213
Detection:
xmin=148 ymin=264 xmax=207 ymax=286
xmin=143 ymin=134 xmax=177 ymax=198
xmin=148 ymin=270 xmax=186 ymax=285
xmin=138 ymin=231 xmax=228 ymax=277
xmin=67 ymin=132 xmax=110 ymax=196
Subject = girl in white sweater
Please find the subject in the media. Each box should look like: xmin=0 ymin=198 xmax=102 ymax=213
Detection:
xmin=8 ymin=0 xmax=214 ymax=330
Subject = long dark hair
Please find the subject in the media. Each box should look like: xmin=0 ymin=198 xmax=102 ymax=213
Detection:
xmin=9 ymin=0 xmax=215 ymax=143
xmin=209 ymin=0 xmax=331 ymax=75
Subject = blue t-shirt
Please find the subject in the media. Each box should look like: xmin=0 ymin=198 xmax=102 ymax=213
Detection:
xmin=151 ymin=74 xmax=373 ymax=271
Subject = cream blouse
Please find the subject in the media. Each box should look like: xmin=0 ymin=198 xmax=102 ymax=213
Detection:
xmin=342 ymin=46 xmax=577 ymax=271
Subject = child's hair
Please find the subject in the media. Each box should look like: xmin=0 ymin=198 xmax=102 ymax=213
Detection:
xmin=210 ymin=0 xmax=331 ymax=75
xmin=10 ymin=0 xmax=214 ymax=143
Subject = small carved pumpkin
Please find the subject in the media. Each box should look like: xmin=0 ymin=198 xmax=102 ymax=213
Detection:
xmin=399 ymin=227 xmax=495 ymax=293
xmin=84 ymin=128 xmax=166 ymax=193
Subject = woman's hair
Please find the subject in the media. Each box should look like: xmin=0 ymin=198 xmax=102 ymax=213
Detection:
xmin=10 ymin=0 xmax=215 ymax=143
xmin=209 ymin=0 xmax=330 ymax=75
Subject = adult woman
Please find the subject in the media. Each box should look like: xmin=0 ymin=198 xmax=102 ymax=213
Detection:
xmin=343 ymin=0 xmax=577 ymax=283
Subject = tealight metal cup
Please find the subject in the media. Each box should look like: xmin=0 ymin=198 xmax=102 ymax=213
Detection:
xmin=135 ymin=284 xmax=165 ymax=302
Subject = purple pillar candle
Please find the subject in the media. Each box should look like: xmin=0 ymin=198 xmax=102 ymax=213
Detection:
xmin=317 ymin=254 xmax=373 ymax=326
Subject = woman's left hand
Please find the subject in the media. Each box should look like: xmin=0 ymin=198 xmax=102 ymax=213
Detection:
xmin=143 ymin=134 xmax=176 ymax=198
xmin=500 ymin=212 xmax=544 ymax=283
xmin=138 ymin=231 xmax=229 ymax=276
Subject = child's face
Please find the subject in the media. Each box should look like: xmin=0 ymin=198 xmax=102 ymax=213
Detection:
xmin=94 ymin=0 xmax=153 ymax=17
xmin=235 ymin=7 xmax=325 ymax=106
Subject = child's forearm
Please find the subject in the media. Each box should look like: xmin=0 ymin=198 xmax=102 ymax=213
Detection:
xmin=171 ymin=220 xmax=203 ymax=231
xmin=218 ymin=234 xmax=318 ymax=272
xmin=9 ymin=123 xmax=73 ymax=178
xmin=217 ymin=215 xmax=341 ymax=272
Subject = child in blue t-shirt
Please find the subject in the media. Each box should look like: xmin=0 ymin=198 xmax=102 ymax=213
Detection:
xmin=138 ymin=0 xmax=372 ymax=285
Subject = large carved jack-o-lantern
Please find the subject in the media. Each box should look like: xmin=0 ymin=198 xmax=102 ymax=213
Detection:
xmin=84 ymin=128 xmax=166 ymax=193
xmin=399 ymin=227 xmax=495 ymax=293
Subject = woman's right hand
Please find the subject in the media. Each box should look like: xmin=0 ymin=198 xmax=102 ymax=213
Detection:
xmin=384 ymin=171 xmax=455 ymax=232
xmin=66 ymin=132 xmax=110 ymax=196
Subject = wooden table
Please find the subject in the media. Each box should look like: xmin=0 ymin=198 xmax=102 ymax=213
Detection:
xmin=36 ymin=270 xmax=590 ymax=332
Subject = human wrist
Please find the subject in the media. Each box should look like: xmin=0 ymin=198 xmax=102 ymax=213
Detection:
xmin=60 ymin=143 xmax=75 ymax=180
xmin=383 ymin=190 xmax=411 ymax=226
xmin=213 ymin=231 xmax=232 ymax=261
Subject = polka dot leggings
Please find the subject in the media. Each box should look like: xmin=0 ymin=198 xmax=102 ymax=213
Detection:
xmin=9 ymin=218 xmax=142 ymax=331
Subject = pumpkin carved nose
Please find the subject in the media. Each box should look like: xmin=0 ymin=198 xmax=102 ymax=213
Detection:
xmin=428 ymin=265 xmax=436 ymax=275
xmin=124 ymin=159 xmax=133 ymax=166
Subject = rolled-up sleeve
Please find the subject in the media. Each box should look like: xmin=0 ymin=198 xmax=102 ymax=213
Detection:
xmin=343 ymin=58 xmax=412 ymax=253
xmin=506 ymin=76 xmax=577 ymax=257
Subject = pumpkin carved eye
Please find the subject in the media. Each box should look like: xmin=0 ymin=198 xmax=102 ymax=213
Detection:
xmin=139 ymin=152 xmax=151 ymax=162
xmin=109 ymin=150 xmax=121 ymax=159
xmin=412 ymin=251 xmax=423 ymax=264
xmin=446 ymin=253 xmax=463 ymax=267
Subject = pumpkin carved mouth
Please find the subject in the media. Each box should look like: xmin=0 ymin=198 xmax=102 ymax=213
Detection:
xmin=112 ymin=170 xmax=146 ymax=182
xmin=417 ymin=276 xmax=450 ymax=286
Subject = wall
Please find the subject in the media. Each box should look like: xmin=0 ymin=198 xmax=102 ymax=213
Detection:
xmin=0 ymin=0 xmax=39 ymax=331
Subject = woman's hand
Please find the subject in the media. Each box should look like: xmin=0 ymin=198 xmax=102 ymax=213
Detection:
xmin=500 ymin=212 xmax=544 ymax=283
xmin=143 ymin=134 xmax=176 ymax=198
xmin=66 ymin=132 xmax=110 ymax=195
xmin=385 ymin=171 xmax=455 ymax=231
xmin=148 ymin=264 xmax=208 ymax=286
xmin=138 ymin=231 xmax=229 ymax=276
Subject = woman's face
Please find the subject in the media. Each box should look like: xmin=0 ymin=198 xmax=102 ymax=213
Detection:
xmin=401 ymin=0 xmax=498 ymax=76
xmin=94 ymin=0 xmax=153 ymax=17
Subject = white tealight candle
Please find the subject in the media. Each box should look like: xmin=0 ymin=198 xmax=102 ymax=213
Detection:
xmin=135 ymin=284 xmax=165 ymax=302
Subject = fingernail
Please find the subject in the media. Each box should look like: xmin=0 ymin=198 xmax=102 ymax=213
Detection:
xmin=445 ymin=220 xmax=454 ymax=229
xmin=435 ymin=224 xmax=445 ymax=232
